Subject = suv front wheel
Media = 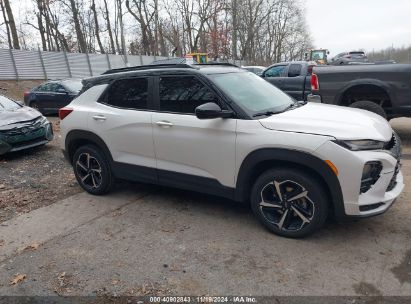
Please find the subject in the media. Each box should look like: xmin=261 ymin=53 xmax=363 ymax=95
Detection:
xmin=73 ymin=145 xmax=113 ymax=195
xmin=251 ymin=168 xmax=328 ymax=238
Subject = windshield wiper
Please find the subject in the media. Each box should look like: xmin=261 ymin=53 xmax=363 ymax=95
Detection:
xmin=252 ymin=111 xmax=277 ymax=118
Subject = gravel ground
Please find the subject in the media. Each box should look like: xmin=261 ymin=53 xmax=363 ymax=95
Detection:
xmin=0 ymin=116 xmax=81 ymax=223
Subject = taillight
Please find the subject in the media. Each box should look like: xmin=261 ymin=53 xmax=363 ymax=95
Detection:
xmin=59 ymin=108 xmax=73 ymax=120
xmin=23 ymin=91 xmax=29 ymax=98
xmin=311 ymin=73 xmax=319 ymax=91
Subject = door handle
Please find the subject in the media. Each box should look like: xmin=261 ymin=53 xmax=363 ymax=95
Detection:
xmin=92 ymin=115 xmax=107 ymax=121
xmin=156 ymin=121 xmax=173 ymax=128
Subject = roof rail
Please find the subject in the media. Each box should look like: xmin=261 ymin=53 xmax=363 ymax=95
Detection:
xmin=194 ymin=63 xmax=239 ymax=67
xmin=102 ymin=64 xmax=195 ymax=75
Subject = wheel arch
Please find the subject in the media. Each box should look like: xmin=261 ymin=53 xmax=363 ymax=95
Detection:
xmin=65 ymin=130 xmax=113 ymax=165
xmin=335 ymin=80 xmax=395 ymax=108
xmin=235 ymin=148 xmax=345 ymax=219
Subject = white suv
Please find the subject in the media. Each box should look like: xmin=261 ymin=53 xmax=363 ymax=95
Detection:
xmin=60 ymin=64 xmax=404 ymax=238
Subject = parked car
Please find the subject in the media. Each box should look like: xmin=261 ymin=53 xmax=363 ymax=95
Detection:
xmin=60 ymin=63 xmax=403 ymax=238
xmin=0 ymin=95 xmax=53 ymax=155
xmin=24 ymin=79 xmax=83 ymax=114
xmin=242 ymin=66 xmax=266 ymax=76
xmin=309 ymin=63 xmax=411 ymax=119
xmin=260 ymin=61 xmax=316 ymax=101
xmin=330 ymin=51 xmax=368 ymax=65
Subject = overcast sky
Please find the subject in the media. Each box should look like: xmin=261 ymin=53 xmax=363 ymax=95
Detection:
xmin=305 ymin=0 xmax=411 ymax=56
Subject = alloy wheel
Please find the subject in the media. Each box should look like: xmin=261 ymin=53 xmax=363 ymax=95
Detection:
xmin=75 ymin=153 xmax=103 ymax=189
xmin=259 ymin=180 xmax=315 ymax=232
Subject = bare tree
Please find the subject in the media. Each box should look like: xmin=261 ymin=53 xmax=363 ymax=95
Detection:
xmin=91 ymin=0 xmax=105 ymax=53
xmin=2 ymin=0 xmax=19 ymax=49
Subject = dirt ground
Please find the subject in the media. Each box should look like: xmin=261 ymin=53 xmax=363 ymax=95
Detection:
xmin=0 ymin=117 xmax=81 ymax=223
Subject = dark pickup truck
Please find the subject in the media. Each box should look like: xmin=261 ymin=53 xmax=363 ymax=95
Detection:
xmin=260 ymin=61 xmax=315 ymax=101
xmin=310 ymin=64 xmax=411 ymax=119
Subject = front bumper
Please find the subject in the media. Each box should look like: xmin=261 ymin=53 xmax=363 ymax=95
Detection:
xmin=0 ymin=121 xmax=53 ymax=155
xmin=315 ymin=135 xmax=404 ymax=220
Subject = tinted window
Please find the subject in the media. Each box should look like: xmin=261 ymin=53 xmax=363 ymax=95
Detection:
xmin=159 ymin=76 xmax=218 ymax=114
xmin=37 ymin=83 xmax=53 ymax=92
xmin=106 ymin=78 xmax=149 ymax=110
xmin=264 ymin=66 xmax=286 ymax=77
xmin=288 ymin=64 xmax=302 ymax=77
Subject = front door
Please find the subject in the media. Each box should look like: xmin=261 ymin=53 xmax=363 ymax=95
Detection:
xmin=262 ymin=64 xmax=288 ymax=91
xmin=152 ymin=75 xmax=237 ymax=195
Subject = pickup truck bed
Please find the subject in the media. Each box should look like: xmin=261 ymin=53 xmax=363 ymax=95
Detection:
xmin=311 ymin=64 xmax=411 ymax=119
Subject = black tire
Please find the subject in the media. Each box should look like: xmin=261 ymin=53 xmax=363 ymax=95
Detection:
xmin=350 ymin=100 xmax=387 ymax=119
xmin=250 ymin=168 xmax=328 ymax=238
xmin=72 ymin=145 xmax=113 ymax=195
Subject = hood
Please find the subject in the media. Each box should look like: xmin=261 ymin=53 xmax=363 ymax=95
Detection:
xmin=0 ymin=106 xmax=42 ymax=128
xmin=259 ymin=103 xmax=392 ymax=141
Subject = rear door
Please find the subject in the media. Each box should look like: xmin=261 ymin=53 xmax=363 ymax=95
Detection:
xmin=33 ymin=83 xmax=53 ymax=109
xmin=151 ymin=74 xmax=237 ymax=193
xmin=262 ymin=64 xmax=288 ymax=91
xmin=87 ymin=76 xmax=157 ymax=183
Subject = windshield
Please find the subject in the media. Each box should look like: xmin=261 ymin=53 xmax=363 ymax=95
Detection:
xmin=209 ymin=71 xmax=293 ymax=116
xmin=63 ymin=80 xmax=83 ymax=92
xmin=0 ymin=95 xmax=21 ymax=111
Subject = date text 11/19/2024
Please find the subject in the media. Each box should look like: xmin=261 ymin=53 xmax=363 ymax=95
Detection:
xmin=149 ymin=296 xmax=257 ymax=303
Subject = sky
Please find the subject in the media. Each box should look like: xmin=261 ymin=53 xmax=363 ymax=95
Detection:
xmin=305 ymin=0 xmax=411 ymax=56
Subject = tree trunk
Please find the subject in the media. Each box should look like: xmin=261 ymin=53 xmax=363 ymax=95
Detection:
xmin=103 ymin=0 xmax=116 ymax=54
xmin=231 ymin=0 xmax=237 ymax=59
xmin=3 ymin=0 xmax=19 ymax=49
xmin=91 ymin=0 xmax=105 ymax=53
xmin=0 ymin=0 xmax=12 ymax=48
xmin=36 ymin=0 xmax=47 ymax=51
xmin=69 ymin=0 xmax=87 ymax=53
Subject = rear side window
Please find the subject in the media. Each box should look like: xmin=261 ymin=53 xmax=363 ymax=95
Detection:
xmin=159 ymin=76 xmax=219 ymax=114
xmin=288 ymin=64 xmax=302 ymax=77
xmin=105 ymin=78 xmax=148 ymax=110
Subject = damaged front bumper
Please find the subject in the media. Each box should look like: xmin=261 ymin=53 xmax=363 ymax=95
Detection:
xmin=0 ymin=119 xmax=53 ymax=155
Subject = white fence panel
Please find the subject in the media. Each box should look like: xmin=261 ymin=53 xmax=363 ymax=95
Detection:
xmin=0 ymin=49 xmax=16 ymax=80
xmin=12 ymin=49 xmax=44 ymax=80
xmin=42 ymin=51 xmax=70 ymax=80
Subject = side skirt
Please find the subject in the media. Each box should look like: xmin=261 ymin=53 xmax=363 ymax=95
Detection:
xmin=111 ymin=161 xmax=235 ymax=200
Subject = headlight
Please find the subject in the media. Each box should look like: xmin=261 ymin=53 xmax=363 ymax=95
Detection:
xmin=333 ymin=139 xmax=385 ymax=151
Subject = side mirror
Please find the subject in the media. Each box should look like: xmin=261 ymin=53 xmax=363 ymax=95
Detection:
xmin=195 ymin=102 xmax=233 ymax=119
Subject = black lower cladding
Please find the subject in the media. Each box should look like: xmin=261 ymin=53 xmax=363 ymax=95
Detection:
xmin=111 ymin=162 xmax=235 ymax=199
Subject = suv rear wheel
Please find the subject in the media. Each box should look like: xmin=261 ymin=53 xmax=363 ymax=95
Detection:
xmin=73 ymin=145 xmax=113 ymax=195
xmin=250 ymin=168 xmax=328 ymax=238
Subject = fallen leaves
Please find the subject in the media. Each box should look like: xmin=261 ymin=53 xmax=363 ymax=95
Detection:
xmin=0 ymin=239 xmax=4 ymax=246
xmin=10 ymin=274 xmax=26 ymax=285
xmin=18 ymin=241 xmax=41 ymax=253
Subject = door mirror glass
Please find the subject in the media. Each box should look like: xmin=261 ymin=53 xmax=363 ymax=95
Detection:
xmin=195 ymin=102 xmax=233 ymax=119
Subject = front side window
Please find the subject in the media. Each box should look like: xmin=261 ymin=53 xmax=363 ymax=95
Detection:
xmin=264 ymin=66 xmax=286 ymax=77
xmin=106 ymin=78 xmax=149 ymax=110
xmin=159 ymin=76 xmax=219 ymax=114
